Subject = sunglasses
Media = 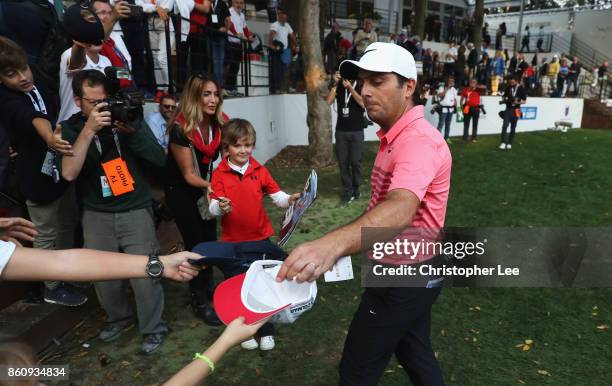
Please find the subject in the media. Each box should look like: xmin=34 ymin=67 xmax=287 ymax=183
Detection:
xmin=162 ymin=104 xmax=177 ymax=110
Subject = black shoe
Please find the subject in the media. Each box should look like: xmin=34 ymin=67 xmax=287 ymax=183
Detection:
xmin=353 ymin=191 xmax=361 ymax=200
xmin=142 ymin=332 xmax=167 ymax=355
xmin=44 ymin=283 xmax=88 ymax=307
xmin=98 ymin=318 xmax=135 ymax=342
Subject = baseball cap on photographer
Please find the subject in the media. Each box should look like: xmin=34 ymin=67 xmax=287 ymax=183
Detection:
xmin=213 ymin=260 xmax=317 ymax=325
xmin=63 ymin=4 xmax=105 ymax=46
xmin=339 ymin=42 xmax=417 ymax=81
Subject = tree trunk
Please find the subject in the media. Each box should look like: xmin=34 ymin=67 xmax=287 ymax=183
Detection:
xmin=413 ymin=0 xmax=427 ymax=39
xmin=473 ymin=0 xmax=484 ymax=59
xmin=299 ymin=0 xmax=334 ymax=168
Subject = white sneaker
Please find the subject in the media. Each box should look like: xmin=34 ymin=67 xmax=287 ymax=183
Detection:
xmin=259 ymin=336 xmax=275 ymax=351
xmin=499 ymin=143 xmax=506 ymax=150
xmin=506 ymin=144 xmax=512 ymax=150
xmin=241 ymin=338 xmax=258 ymax=350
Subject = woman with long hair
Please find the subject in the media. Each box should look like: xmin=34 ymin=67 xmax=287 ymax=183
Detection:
xmin=165 ymin=73 xmax=227 ymax=325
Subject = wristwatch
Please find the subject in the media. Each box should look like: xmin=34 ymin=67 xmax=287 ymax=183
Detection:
xmin=146 ymin=254 xmax=164 ymax=280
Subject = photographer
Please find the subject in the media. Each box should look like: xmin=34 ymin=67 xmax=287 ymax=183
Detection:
xmin=59 ymin=69 xmax=168 ymax=355
xmin=327 ymin=70 xmax=365 ymax=204
xmin=435 ymin=76 xmax=457 ymax=143
xmin=498 ymin=75 xmax=526 ymax=150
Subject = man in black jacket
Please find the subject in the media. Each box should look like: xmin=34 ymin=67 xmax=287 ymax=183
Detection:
xmin=499 ymin=75 xmax=527 ymax=150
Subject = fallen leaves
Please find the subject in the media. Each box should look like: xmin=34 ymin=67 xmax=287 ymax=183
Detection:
xmin=537 ymin=369 xmax=552 ymax=377
xmin=516 ymin=339 xmax=534 ymax=352
xmin=596 ymin=324 xmax=609 ymax=331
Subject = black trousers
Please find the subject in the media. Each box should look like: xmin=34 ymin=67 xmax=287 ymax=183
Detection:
xmin=165 ymin=183 xmax=216 ymax=299
xmin=335 ymin=130 xmax=364 ymax=200
xmin=500 ymin=108 xmax=519 ymax=145
xmin=339 ymin=287 xmax=444 ymax=386
xmin=463 ymin=107 xmax=480 ymax=140
xmin=120 ymin=18 xmax=147 ymax=89
xmin=188 ymin=32 xmax=209 ymax=75
xmin=224 ymin=42 xmax=242 ymax=91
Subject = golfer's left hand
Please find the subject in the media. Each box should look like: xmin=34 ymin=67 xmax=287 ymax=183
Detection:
xmin=160 ymin=252 xmax=201 ymax=282
xmin=276 ymin=238 xmax=338 ymax=283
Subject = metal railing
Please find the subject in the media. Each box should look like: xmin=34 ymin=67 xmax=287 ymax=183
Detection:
xmin=140 ymin=12 xmax=270 ymax=97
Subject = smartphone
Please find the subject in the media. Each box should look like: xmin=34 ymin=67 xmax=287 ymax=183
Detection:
xmin=127 ymin=4 xmax=144 ymax=20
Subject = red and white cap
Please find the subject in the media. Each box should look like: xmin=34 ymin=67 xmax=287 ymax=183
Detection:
xmin=339 ymin=42 xmax=417 ymax=81
xmin=213 ymin=260 xmax=318 ymax=325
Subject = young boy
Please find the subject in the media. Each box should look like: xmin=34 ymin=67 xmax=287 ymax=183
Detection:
xmin=209 ymin=118 xmax=300 ymax=351
xmin=0 ymin=37 xmax=85 ymax=306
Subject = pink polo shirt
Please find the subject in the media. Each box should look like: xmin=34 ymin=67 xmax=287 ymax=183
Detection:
xmin=368 ymin=105 xmax=452 ymax=264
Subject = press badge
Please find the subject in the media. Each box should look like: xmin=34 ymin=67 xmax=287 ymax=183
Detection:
xmin=211 ymin=14 xmax=218 ymax=23
xmin=101 ymin=158 xmax=135 ymax=197
xmin=40 ymin=150 xmax=56 ymax=177
xmin=342 ymin=107 xmax=349 ymax=117
xmin=100 ymin=176 xmax=113 ymax=197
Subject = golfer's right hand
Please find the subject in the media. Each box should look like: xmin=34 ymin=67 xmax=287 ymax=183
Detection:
xmin=276 ymin=238 xmax=338 ymax=283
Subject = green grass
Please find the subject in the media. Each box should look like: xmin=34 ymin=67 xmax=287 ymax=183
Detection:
xmin=53 ymin=130 xmax=612 ymax=385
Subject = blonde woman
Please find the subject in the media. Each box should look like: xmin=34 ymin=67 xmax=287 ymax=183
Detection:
xmin=164 ymin=73 xmax=228 ymax=325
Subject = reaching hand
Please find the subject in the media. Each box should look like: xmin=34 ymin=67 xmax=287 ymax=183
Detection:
xmin=114 ymin=1 xmax=131 ymax=20
xmin=218 ymin=198 xmax=232 ymax=215
xmin=276 ymin=238 xmax=338 ymax=283
xmin=288 ymin=193 xmax=301 ymax=205
xmin=218 ymin=316 xmax=270 ymax=348
xmin=0 ymin=217 xmax=38 ymax=246
xmin=49 ymin=125 xmax=73 ymax=156
xmin=160 ymin=252 xmax=202 ymax=282
xmin=156 ymin=6 xmax=169 ymax=22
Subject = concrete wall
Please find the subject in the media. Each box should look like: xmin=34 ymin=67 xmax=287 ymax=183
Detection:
xmin=144 ymin=94 xmax=584 ymax=164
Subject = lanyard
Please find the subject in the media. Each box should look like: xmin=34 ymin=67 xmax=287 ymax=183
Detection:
xmin=344 ymin=82 xmax=356 ymax=107
xmin=512 ymin=86 xmax=518 ymax=98
xmin=196 ymin=124 xmax=213 ymax=144
xmin=212 ymin=0 xmax=218 ymax=12
xmin=26 ymin=87 xmax=47 ymax=115
xmin=93 ymin=129 xmax=122 ymax=158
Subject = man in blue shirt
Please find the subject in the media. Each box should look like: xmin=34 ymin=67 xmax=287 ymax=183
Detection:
xmin=144 ymin=93 xmax=176 ymax=151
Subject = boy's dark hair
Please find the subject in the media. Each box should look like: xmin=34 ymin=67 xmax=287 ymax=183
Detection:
xmin=72 ymin=69 xmax=107 ymax=98
xmin=222 ymin=119 xmax=257 ymax=150
xmin=0 ymin=37 xmax=28 ymax=74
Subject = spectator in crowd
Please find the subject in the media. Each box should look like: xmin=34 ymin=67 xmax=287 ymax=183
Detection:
xmin=58 ymin=38 xmax=111 ymax=128
xmin=434 ymin=17 xmax=442 ymax=42
xmin=324 ymin=23 xmax=342 ymax=75
xmin=0 ymin=37 xmax=84 ymax=306
xmin=189 ymin=0 xmax=211 ymax=76
xmin=557 ymin=59 xmax=569 ymax=97
xmin=536 ymin=26 xmax=545 ymax=52
xmin=353 ymin=19 xmax=378 ymax=59
xmin=205 ymin=0 xmax=231 ymax=88
xmin=495 ymin=26 xmax=503 ymax=51
xmin=539 ymin=57 xmax=550 ymax=96
xmin=145 ymin=93 xmax=177 ymax=150
xmin=337 ymin=38 xmax=352 ymax=69
xmin=208 ymin=118 xmax=299 ymax=351
xmin=508 ymin=52 xmax=518 ymax=76
xmin=164 ymin=73 xmax=227 ymax=325
xmin=388 ymin=33 xmax=398 ymax=44
xmin=467 ymin=42 xmax=478 ymax=79
xmin=546 ymin=54 xmax=560 ymax=96
xmin=517 ymin=53 xmax=529 ymax=77
xmin=597 ymin=60 xmax=608 ymax=100
xmin=327 ymin=71 xmax=366 ymax=204
xmin=483 ymin=22 xmax=491 ymax=49
xmin=422 ymin=48 xmax=433 ymax=83
xmin=142 ymin=0 xmax=176 ymax=100
xmin=436 ymin=76 xmax=458 ymax=143
xmin=226 ymin=0 xmax=253 ymax=96
xmin=118 ymin=1 xmax=147 ymax=92
xmin=522 ymin=62 xmax=536 ymax=95
xmin=269 ymin=10 xmax=296 ymax=94
xmin=454 ymin=45 xmax=467 ymax=87
xmin=566 ymin=56 xmax=581 ymax=96
xmin=402 ymin=37 xmax=418 ymax=58
xmin=447 ymin=41 xmax=458 ymax=61
xmin=174 ymin=0 xmax=196 ymax=87
xmin=520 ymin=26 xmax=530 ymax=53
xmin=476 ymin=52 xmax=491 ymax=92
xmin=499 ymin=74 xmax=526 ymax=150
xmin=461 ymin=78 xmax=485 ymax=142
xmin=447 ymin=15 xmax=455 ymax=43
xmin=491 ymin=50 xmax=505 ymax=95
xmin=60 ymin=70 xmax=168 ymax=355
xmin=432 ymin=50 xmax=442 ymax=79
xmin=443 ymin=53 xmax=455 ymax=79
xmin=425 ymin=14 xmax=435 ymax=41
xmin=91 ymin=0 xmax=132 ymax=91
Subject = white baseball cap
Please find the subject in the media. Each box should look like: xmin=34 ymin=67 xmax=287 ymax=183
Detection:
xmin=213 ymin=260 xmax=317 ymax=325
xmin=339 ymin=42 xmax=417 ymax=81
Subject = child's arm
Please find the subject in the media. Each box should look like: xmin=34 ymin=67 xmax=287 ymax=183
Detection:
xmin=208 ymin=172 xmax=230 ymax=216
xmin=270 ymin=191 xmax=300 ymax=209
xmin=32 ymin=118 xmax=73 ymax=156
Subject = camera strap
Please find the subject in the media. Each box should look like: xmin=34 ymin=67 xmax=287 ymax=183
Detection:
xmin=93 ymin=129 xmax=122 ymax=158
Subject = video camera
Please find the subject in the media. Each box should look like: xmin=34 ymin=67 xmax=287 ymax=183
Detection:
xmin=103 ymin=67 xmax=144 ymax=128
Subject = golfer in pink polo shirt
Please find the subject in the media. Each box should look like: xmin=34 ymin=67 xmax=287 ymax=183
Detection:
xmin=277 ymin=42 xmax=451 ymax=386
